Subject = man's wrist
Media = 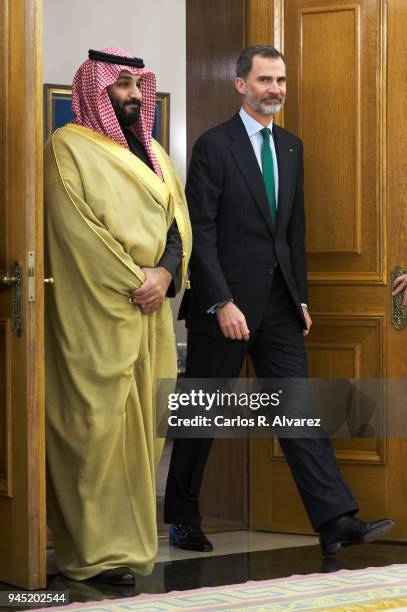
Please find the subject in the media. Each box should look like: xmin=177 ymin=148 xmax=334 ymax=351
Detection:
xmin=157 ymin=266 xmax=172 ymax=280
xmin=207 ymin=299 xmax=233 ymax=315
xmin=216 ymin=299 xmax=233 ymax=310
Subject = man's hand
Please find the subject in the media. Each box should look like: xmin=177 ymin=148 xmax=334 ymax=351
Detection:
xmin=216 ymin=301 xmax=250 ymax=340
xmin=131 ymin=266 xmax=172 ymax=314
xmin=302 ymin=306 xmax=312 ymax=336
xmin=392 ymin=273 xmax=407 ymax=305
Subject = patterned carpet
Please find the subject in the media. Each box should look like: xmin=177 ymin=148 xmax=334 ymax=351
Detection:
xmin=34 ymin=564 xmax=407 ymax=611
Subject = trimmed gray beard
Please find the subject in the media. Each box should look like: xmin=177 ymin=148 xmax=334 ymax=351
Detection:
xmin=246 ymin=93 xmax=284 ymax=116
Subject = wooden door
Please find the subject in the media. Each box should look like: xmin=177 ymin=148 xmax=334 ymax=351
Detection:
xmin=250 ymin=0 xmax=407 ymax=537
xmin=0 ymin=0 xmax=46 ymax=588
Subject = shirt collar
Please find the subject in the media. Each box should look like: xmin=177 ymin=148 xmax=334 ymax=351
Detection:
xmin=239 ymin=106 xmax=273 ymax=137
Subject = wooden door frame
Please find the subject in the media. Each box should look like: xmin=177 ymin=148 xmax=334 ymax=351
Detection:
xmin=0 ymin=0 xmax=45 ymax=588
xmin=24 ymin=0 xmax=46 ymax=586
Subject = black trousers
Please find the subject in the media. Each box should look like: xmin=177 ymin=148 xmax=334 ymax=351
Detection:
xmin=164 ymin=269 xmax=358 ymax=530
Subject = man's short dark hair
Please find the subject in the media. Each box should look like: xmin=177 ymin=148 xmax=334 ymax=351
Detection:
xmin=236 ymin=45 xmax=286 ymax=79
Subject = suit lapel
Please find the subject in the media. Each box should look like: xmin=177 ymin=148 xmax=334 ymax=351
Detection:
xmin=227 ymin=114 xmax=275 ymax=236
xmin=273 ymin=125 xmax=296 ymax=232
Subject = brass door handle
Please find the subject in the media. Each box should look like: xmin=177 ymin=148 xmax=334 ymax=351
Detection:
xmin=44 ymin=277 xmax=54 ymax=284
xmin=392 ymin=266 xmax=407 ymax=330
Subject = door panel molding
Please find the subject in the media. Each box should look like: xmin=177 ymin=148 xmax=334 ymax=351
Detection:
xmin=298 ymin=4 xmax=362 ymax=257
xmin=271 ymin=438 xmax=385 ymax=464
xmin=285 ymin=0 xmax=386 ymax=284
xmin=307 ymin=313 xmax=384 ymax=377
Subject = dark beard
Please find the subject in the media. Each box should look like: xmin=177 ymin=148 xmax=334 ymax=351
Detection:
xmin=117 ymin=103 xmax=141 ymax=128
xmin=109 ymin=96 xmax=141 ymax=128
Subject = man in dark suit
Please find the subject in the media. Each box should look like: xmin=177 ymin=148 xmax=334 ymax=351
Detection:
xmin=164 ymin=45 xmax=394 ymax=555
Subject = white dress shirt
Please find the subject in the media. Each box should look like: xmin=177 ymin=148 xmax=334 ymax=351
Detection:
xmin=238 ymin=106 xmax=279 ymax=207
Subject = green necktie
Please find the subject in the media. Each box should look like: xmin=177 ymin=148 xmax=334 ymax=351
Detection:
xmin=260 ymin=127 xmax=277 ymax=227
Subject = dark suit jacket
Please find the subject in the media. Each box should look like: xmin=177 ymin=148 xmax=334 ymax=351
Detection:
xmin=180 ymin=112 xmax=308 ymax=337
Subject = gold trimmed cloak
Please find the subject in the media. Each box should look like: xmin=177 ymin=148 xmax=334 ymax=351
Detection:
xmin=44 ymin=124 xmax=191 ymax=580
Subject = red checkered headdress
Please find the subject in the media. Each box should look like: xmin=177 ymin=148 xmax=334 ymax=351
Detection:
xmin=72 ymin=47 xmax=162 ymax=178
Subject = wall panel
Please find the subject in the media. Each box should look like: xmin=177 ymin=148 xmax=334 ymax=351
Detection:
xmin=186 ymin=0 xmax=249 ymax=527
xmin=186 ymin=0 xmax=246 ymax=161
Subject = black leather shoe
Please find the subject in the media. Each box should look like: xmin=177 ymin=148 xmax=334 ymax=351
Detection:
xmin=320 ymin=557 xmax=350 ymax=573
xmin=319 ymin=515 xmax=395 ymax=556
xmin=169 ymin=524 xmax=213 ymax=552
xmin=88 ymin=566 xmax=135 ymax=585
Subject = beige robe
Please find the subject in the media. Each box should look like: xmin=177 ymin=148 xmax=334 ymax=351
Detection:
xmin=44 ymin=124 xmax=191 ymax=580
